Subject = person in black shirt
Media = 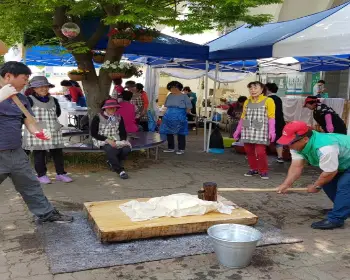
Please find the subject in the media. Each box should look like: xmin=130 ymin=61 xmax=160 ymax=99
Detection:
xmin=304 ymin=96 xmax=347 ymax=135
xmin=227 ymin=96 xmax=247 ymax=137
xmin=266 ymin=83 xmax=286 ymax=163
xmin=90 ymin=99 xmax=131 ymax=179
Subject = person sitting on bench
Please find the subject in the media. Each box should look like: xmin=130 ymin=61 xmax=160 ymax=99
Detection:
xmin=90 ymin=99 xmax=131 ymax=179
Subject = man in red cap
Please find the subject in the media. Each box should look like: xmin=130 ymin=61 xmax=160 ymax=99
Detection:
xmin=304 ymin=96 xmax=347 ymax=135
xmin=277 ymin=121 xmax=350 ymax=229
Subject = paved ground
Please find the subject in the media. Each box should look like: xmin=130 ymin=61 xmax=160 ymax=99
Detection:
xmin=1 ymin=132 xmax=350 ymax=280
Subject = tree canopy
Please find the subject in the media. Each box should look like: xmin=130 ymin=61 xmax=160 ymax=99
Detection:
xmin=0 ymin=0 xmax=282 ymax=113
xmin=0 ymin=0 xmax=282 ymax=49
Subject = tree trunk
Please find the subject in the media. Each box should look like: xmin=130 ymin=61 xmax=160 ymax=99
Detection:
xmin=73 ymin=53 xmax=106 ymax=118
xmin=73 ymin=40 xmax=124 ymax=118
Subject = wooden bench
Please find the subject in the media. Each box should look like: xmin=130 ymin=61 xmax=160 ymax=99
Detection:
xmin=63 ymin=131 xmax=166 ymax=160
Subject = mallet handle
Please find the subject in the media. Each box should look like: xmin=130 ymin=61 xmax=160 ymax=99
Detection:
xmin=218 ymin=188 xmax=308 ymax=192
xmin=11 ymin=95 xmax=37 ymax=124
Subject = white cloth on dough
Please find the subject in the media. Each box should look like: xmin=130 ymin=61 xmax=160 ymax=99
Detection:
xmin=119 ymin=193 xmax=236 ymax=222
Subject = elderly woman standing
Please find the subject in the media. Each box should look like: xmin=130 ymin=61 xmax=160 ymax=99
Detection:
xmin=233 ymin=81 xmax=276 ymax=179
xmin=136 ymin=83 xmax=149 ymax=131
xmin=160 ymin=81 xmax=193 ymax=155
xmin=23 ymin=76 xmax=72 ymax=184
xmin=125 ymin=81 xmax=149 ymax=131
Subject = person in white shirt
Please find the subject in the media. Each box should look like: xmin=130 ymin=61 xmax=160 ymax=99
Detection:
xmin=277 ymin=121 xmax=350 ymax=230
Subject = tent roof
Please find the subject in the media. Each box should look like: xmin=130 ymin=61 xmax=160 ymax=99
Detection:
xmin=208 ymin=2 xmax=350 ymax=61
xmin=24 ymin=31 xmax=209 ymax=66
xmin=126 ymin=56 xmax=258 ymax=73
xmin=126 ymin=54 xmax=350 ymax=74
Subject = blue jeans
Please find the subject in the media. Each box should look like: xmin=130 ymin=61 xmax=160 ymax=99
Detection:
xmin=323 ymin=168 xmax=350 ymax=225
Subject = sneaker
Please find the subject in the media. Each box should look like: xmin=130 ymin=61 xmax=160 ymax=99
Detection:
xmin=276 ymin=157 xmax=284 ymax=163
xmin=163 ymin=149 xmax=175 ymax=153
xmin=56 ymin=174 xmax=73 ymax=183
xmin=38 ymin=209 xmax=74 ymax=224
xmin=244 ymin=170 xmax=259 ymax=177
xmin=260 ymin=172 xmax=269 ymax=180
xmin=176 ymin=150 xmax=185 ymax=155
xmin=119 ymin=171 xmax=129 ymax=179
xmin=38 ymin=175 xmax=51 ymax=184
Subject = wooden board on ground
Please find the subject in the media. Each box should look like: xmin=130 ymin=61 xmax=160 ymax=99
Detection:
xmin=84 ymin=195 xmax=258 ymax=243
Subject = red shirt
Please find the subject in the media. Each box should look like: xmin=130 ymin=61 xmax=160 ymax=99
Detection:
xmin=117 ymin=102 xmax=138 ymax=133
xmin=69 ymin=87 xmax=83 ymax=102
xmin=141 ymin=91 xmax=149 ymax=110
xmin=114 ymin=85 xmax=124 ymax=95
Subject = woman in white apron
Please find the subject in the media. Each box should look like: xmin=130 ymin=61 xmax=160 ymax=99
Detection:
xmin=23 ymin=76 xmax=72 ymax=184
xmin=233 ymin=81 xmax=276 ymax=179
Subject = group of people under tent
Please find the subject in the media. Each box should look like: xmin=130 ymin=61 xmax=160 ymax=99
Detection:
xmin=227 ymin=78 xmax=349 ymax=230
xmin=228 ymin=80 xmax=346 ymax=168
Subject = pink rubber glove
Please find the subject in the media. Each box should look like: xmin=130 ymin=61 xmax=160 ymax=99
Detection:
xmin=233 ymin=119 xmax=243 ymax=140
xmin=325 ymin=114 xmax=334 ymax=133
xmin=268 ymin=118 xmax=276 ymax=143
xmin=35 ymin=129 xmax=51 ymax=140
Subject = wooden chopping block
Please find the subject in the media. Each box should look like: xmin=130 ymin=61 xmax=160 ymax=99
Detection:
xmin=84 ymin=196 xmax=258 ymax=243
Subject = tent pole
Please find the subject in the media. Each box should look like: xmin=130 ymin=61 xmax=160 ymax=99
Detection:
xmin=320 ymin=71 xmax=325 ymax=80
xmin=347 ymin=68 xmax=350 ymax=135
xmin=147 ymin=65 xmax=153 ymax=105
xmin=204 ymin=60 xmax=209 ymax=151
xmin=207 ymin=62 xmax=219 ymax=152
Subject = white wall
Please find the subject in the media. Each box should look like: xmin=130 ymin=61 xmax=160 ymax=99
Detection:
xmin=249 ymin=4 xmax=283 ymax=23
xmin=278 ymin=0 xmax=333 ymax=21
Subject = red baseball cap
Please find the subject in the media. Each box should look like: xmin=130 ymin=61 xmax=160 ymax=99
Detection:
xmin=277 ymin=121 xmax=310 ymax=145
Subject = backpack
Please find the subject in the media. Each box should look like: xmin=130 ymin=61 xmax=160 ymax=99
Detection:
xmin=209 ymin=127 xmax=224 ymax=150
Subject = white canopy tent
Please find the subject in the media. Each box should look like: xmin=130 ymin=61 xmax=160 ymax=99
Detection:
xmin=204 ymin=2 xmax=350 ymax=146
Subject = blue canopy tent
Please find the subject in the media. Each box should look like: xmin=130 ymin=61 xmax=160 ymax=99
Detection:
xmin=24 ymin=28 xmax=209 ymax=66
xmin=207 ymin=2 xmax=350 ymax=61
xmin=206 ymin=1 xmax=350 ymax=73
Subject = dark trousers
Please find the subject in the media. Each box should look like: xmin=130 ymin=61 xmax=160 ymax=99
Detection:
xmin=323 ymin=168 xmax=350 ymax=225
xmin=167 ymin=134 xmax=186 ymax=150
xmin=139 ymin=121 xmax=149 ymax=132
xmin=0 ymin=148 xmax=54 ymax=217
xmin=103 ymin=144 xmax=131 ymax=173
xmin=33 ymin=149 xmax=66 ymax=177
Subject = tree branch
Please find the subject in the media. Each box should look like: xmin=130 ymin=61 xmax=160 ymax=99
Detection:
xmin=87 ymin=20 xmax=106 ymax=49
xmin=52 ymin=6 xmax=69 ymax=42
xmin=101 ymin=3 xmax=122 ymax=17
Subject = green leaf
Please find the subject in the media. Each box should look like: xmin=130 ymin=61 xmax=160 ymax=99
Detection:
xmin=0 ymin=0 xmax=282 ymax=56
